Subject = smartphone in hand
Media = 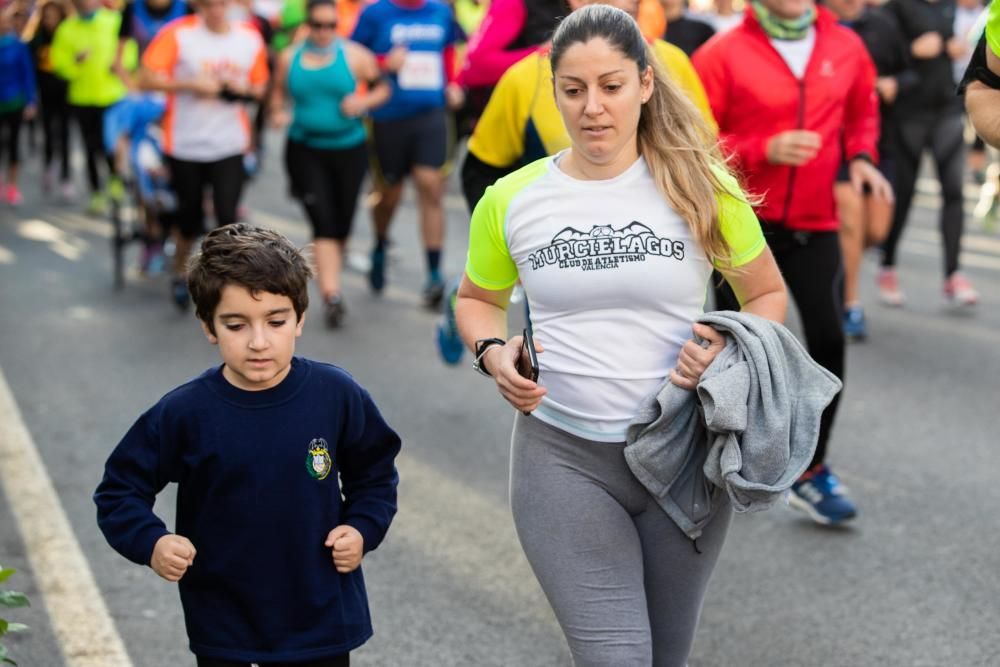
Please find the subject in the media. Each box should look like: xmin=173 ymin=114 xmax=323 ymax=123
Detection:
xmin=517 ymin=327 xmax=539 ymax=382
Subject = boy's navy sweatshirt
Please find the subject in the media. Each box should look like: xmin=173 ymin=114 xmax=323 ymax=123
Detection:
xmin=94 ymin=357 xmax=401 ymax=663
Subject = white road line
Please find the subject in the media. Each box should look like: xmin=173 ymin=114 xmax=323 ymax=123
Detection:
xmin=0 ymin=366 xmax=133 ymax=667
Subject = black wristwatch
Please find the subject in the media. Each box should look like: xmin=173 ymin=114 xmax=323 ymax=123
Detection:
xmin=473 ymin=338 xmax=506 ymax=377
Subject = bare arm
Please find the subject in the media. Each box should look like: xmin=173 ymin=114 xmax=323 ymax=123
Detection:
xmin=966 ymin=81 xmax=1000 ymax=149
xmin=113 ymin=40 xmax=132 ymax=86
xmin=269 ymin=50 xmax=293 ymax=125
xmin=140 ymin=67 xmax=219 ymax=96
xmin=717 ymin=245 xmax=788 ymax=323
xmin=455 ymin=275 xmax=546 ymax=413
xmin=349 ymin=41 xmax=392 ymax=112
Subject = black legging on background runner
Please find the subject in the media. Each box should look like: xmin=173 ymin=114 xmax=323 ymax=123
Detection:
xmin=167 ymin=154 xmax=245 ymax=239
xmin=0 ymin=109 xmax=24 ymax=168
xmin=284 ymin=139 xmax=368 ymax=240
xmin=40 ymin=83 xmax=71 ymax=181
xmin=72 ymin=104 xmax=115 ymax=192
xmin=714 ymin=227 xmax=844 ymax=468
xmin=881 ymin=110 xmax=966 ymax=278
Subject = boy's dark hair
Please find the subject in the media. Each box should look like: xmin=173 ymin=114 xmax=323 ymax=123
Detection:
xmin=188 ymin=224 xmax=312 ymax=334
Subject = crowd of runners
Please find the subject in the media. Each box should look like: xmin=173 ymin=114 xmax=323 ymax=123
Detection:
xmin=1 ymin=0 xmax=997 ymax=524
xmin=4 ymin=0 xmax=1000 ymax=664
xmin=0 ymin=0 xmax=996 ymax=519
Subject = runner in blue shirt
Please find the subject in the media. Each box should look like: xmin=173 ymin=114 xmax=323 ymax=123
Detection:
xmin=351 ymin=0 xmax=464 ymax=307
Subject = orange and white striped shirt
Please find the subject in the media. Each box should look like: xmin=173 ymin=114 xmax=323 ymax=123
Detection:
xmin=143 ymin=15 xmax=268 ymax=162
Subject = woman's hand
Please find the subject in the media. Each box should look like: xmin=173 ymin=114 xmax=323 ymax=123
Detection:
xmin=911 ymin=32 xmax=944 ymax=59
xmin=340 ymin=93 xmax=367 ymax=118
xmin=270 ymin=107 xmax=291 ymax=128
xmin=670 ymin=323 xmax=726 ymax=391
xmin=484 ymin=335 xmax=546 ymax=413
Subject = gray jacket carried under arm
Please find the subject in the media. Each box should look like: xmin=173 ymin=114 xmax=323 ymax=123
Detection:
xmin=624 ymin=310 xmax=842 ymax=540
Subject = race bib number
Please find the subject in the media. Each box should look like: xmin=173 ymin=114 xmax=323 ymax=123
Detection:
xmin=398 ymin=51 xmax=443 ymax=91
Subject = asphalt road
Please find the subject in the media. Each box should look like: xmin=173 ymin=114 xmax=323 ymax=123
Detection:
xmin=1 ymin=137 xmax=999 ymax=667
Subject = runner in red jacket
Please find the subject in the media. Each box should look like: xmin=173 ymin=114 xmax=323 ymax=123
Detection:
xmin=694 ymin=3 xmax=881 ymax=229
xmin=693 ymin=0 xmax=892 ymax=526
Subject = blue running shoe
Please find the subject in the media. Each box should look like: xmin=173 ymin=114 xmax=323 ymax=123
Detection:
xmin=422 ymin=273 xmax=446 ymax=309
xmin=843 ymin=305 xmax=867 ymax=341
xmin=789 ymin=464 xmax=857 ymax=525
xmin=369 ymin=247 xmax=386 ymax=293
xmin=435 ymin=281 xmax=464 ymax=365
xmin=171 ymin=278 xmax=190 ymax=311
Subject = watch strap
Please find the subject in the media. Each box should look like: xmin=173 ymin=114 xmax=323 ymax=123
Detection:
xmin=473 ymin=338 xmax=506 ymax=377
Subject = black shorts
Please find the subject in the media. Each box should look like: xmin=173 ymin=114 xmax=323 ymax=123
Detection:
xmin=167 ymin=154 xmax=245 ymax=239
xmin=284 ymin=138 xmax=368 ymax=241
xmin=371 ymin=108 xmax=448 ymax=185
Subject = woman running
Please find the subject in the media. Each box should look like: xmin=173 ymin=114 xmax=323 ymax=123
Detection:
xmin=271 ymin=0 xmax=390 ymax=327
xmin=50 ymin=0 xmax=129 ymax=215
xmin=456 ymin=6 xmax=786 ymax=664
xmin=0 ymin=3 xmax=37 ymax=207
xmin=139 ymin=0 xmax=269 ymax=309
xmin=28 ymin=0 xmax=73 ymax=199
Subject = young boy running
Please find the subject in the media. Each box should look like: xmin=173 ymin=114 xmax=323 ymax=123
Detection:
xmin=94 ymin=223 xmax=402 ymax=667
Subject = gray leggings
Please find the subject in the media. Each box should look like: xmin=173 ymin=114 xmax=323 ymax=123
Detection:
xmin=509 ymin=414 xmax=732 ymax=667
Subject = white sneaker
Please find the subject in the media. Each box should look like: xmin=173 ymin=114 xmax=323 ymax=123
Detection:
xmin=944 ymin=272 xmax=979 ymax=306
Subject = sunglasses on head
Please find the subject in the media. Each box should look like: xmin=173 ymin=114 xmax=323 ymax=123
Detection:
xmin=309 ymin=20 xmax=337 ymax=29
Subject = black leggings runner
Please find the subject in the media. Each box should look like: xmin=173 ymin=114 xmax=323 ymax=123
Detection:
xmin=284 ymin=139 xmax=368 ymax=241
xmin=167 ymin=154 xmax=245 ymax=239
xmin=715 ymin=227 xmax=844 ymax=468
xmin=881 ymin=110 xmax=966 ymax=278
xmin=0 ymin=109 xmax=24 ymax=168
xmin=72 ymin=104 xmax=115 ymax=192
xmin=41 ymin=91 xmax=71 ymax=181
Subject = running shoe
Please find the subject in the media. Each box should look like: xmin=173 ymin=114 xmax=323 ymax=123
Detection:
xmin=943 ymin=272 xmax=979 ymax=306
xmin=324 ymin=294 xmax=345 ymax=329
xmin=107 ymin=176 xmax=126 ymax=204
xmin=86 ymin=192 xmax=107 ymax=216
xmin=140 ymin=241 xmax=165 ymax=275
xmin=876 ymin=267 xmax=905 ymax=307
xmin=243 ymin=152 xmax=259 ymax=179
xmin=5 ymin=184 xmax=23 ymax=207
xmin=171 ymin=278 xmax=190 ymax=311
xmin=789 ymin=464 xmax=857 ymax=526
xmin=435 ymin=282 xmax=464 ymax=365
xmin=369 ymin=247 xmax=386 ymax=293
xmin=843 ymin=305 xmax=867 ymax=341
xmin=422 ymin=274 xmax=446 ymax=309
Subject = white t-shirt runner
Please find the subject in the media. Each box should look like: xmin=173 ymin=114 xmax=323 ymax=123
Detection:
xmin=143 ymin=15 xmax=268 ymax=162
xmin=466 ymin=153 xmax=766 ymax=442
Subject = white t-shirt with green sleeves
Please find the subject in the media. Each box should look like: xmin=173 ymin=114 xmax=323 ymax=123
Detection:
xmin=466 ymin=153 xmax=766 ymax=442
xmin=988 ymin=0 xmax=1000 ymax=59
